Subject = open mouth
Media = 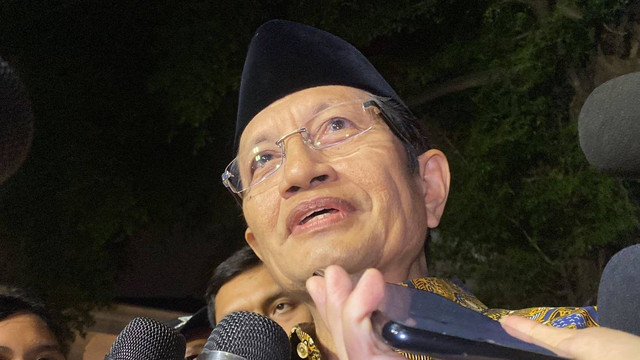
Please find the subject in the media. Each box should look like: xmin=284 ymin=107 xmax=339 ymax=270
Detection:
xmin=299 ymin=208 xmax=339 ymax=225
xmin=287 ymin=197 xmax=356 ymax=234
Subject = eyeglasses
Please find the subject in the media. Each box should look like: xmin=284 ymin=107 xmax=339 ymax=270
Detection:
xmin=222 ymin=99 xmax=383 ymax=197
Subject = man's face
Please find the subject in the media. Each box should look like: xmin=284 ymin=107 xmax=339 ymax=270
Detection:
xmin=0 ymin=312 xmax=65 ymax=360
xmin=241 ymin=86 xmax=449 ymax=293
xmin=214 ymin=264 xmax=313 ymax=333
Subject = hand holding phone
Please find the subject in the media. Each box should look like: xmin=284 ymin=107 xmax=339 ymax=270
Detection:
xmin=372 ymin=283 xmax=564 ymax=360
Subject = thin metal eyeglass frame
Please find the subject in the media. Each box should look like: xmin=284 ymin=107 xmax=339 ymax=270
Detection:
xmin=222 ymin=99 xmax=383 ymax=197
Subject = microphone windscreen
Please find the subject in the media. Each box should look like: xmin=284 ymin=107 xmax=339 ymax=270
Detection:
xmin=0 ymin=56 xmax=34 ymax=184
xmin=578 ymin=72 xmax=640 ymax=177
xmin=597 ymin=244 xmax=640 ymax=336
xmin=105 ymin=317 xmax=186 ymax=360
xmin=202 ymin=311 xmax=291 ymax=360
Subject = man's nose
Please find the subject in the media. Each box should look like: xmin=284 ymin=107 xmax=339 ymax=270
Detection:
xmin=277 ymin=135 xmax=336 ymax=197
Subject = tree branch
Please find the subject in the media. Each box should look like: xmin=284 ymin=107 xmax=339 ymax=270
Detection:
xmin=506 ymin=216 xmax=556 ymax=266
xmin=407 ymin=69 xmax=502 ymax=106
xmin=556 ymin=4 xmax=582 ymax=20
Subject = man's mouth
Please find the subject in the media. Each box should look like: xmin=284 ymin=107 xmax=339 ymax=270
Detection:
xmin=298 ymin=208 xmax=339 ymax=225
xmin=287 ymin=197 xmax=356 ymax=234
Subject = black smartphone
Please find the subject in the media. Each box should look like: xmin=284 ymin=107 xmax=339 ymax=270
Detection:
xmin=371 ymin=283 xmax=565 ymax=360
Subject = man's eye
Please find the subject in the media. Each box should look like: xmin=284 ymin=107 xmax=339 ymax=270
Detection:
xmin=314 ymin=116 xmax=361 ymax=145
xmin=252 ymin=153 xmax=274 ymax=169
xmin=250 ymin=151 xmax=279 ymax=179
xmin=327 ymin=117 xmax=352 ymax=131
xmin=274 ymin=302 xmax=292 ymax=314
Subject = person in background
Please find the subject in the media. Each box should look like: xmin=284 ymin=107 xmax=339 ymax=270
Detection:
xmin=205 ymin=245 xmax=313 ymax=333
xmin=0 ymin=289 xmax=72 ymax=360
xmin=167 ymin=245 xmax=313 ymax=359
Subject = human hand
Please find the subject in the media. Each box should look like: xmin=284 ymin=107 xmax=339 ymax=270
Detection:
xmin=500 ymin=315 xmax=640 ymax=359
xmin=306 ymin=265 xmax=404 ymax=360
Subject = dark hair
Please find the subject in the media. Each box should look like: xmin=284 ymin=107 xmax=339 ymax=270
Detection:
xmin=0 ymin=289 xmax=73 ymax=355
xmin=372 ymin=96 xmax=432 ymax=173
xmin=204 ymin=246 xmax=261 ymax=327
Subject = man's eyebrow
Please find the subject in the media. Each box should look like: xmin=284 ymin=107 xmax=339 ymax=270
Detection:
xmin=310 ymin=102 xmax=332 ymax=116
xmin=247 ymin=135 xmax=269 ymax=148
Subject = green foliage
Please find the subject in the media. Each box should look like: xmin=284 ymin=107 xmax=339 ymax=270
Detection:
xmin=432 ymin=0 xmax=638 ymax=307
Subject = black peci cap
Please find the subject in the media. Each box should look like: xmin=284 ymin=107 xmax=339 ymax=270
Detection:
xmin=235 ymin=19 xmax=404 ymax=150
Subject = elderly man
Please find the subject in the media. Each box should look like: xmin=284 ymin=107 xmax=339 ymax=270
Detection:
xmin=222 ymin=20 xmax=598 ymax=359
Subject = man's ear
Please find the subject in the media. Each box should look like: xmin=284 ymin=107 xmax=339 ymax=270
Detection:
xmin=245 ymin=228 xmax=264 ymax=262
xmin=417 ymin=149 xmax=450 ymax=228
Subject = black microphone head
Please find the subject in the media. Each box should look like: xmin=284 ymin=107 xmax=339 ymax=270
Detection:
xmin=597 ymin=244 xmax=640 ymax=336
xmin=202 ymin=311 xmax=291 ymax=360
xmin=0 ymin=56 xmax=34 ymax=184
xmin=106 ymin=317 xmax=186 ymax=360
xmin=578 ymin=72 xmax=640 ymax=177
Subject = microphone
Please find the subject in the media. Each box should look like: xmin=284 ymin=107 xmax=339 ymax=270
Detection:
xmin=578 ymin=72 xmax=640 ymax=177
xmin=597 ymin=244 xmax=640 ymax=336
xmin=105 ymin=316 xmax=186 ymax=360
xmin=0 ymin=55 xmax=34 ymax=184
xmin=198 ymin=311 xmax=291 ymax=360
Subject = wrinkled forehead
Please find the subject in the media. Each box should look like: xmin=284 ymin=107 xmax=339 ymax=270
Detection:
xmin=237 ymin=85 xmax=370 ymax=152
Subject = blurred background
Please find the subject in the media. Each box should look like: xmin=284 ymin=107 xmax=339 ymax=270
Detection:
xmin=1 ymin=0 xmax=639 ymax=357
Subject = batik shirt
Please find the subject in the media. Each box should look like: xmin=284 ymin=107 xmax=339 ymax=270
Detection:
xmin=290 ymin=277 xmax=598 ymax=360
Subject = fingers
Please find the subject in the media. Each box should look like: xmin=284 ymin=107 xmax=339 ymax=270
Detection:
xmin=501 ymin=315 xmax=568 ymax=348
xmin=344 ymin=268 xmax=385 ymax=323
xmin=323 ymin=265 xmax=353 ymax=358
xmin=306 ymin=265 xmax=353 ymax=359
xmin=306 ymin=266 xmax=403 ymax=360
xmin=341 ymin=268 xmax=393 ymax=356
xmin=500 ymin=315 xmax=572 ymax=358
xmin=501 ymin=315 xmax=640 ymax=360
xmin=306 ymin=274 xmax=326 ymax=317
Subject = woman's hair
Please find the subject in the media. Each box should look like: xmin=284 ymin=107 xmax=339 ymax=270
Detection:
xmin=0 ymin=289 xmax=73 ymax=355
